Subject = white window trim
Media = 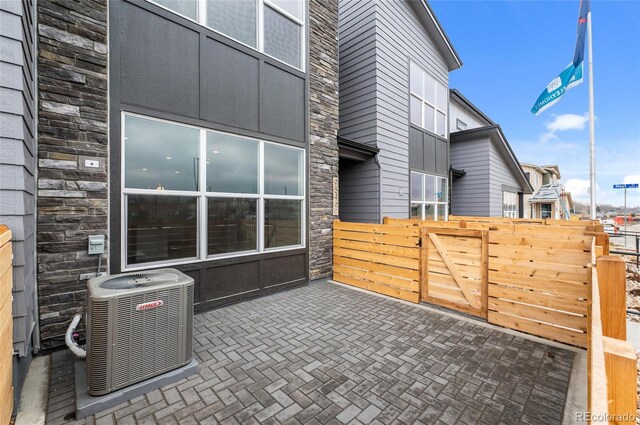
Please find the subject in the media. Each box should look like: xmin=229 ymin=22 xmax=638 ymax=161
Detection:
xmin=409 ymin=61 xmax=448 ymax=138
xmin=502 ymin=191 xmax=518 ymax=218
xmin=121 ymin=112 xmax=306 ymax=271
xmin=147 ymin=0 xmax=306 ymax=71
xmin=410 ymin=171 xmax=448 ymax=221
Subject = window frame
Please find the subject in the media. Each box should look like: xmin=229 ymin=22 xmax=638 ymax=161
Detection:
xmin=409 ymin=61 xmax=448 ymax=138
xmin=409 ymin=171 xmax=449 ymax=221
xmin=121 ymin=112 xmax=306 ymax=271
xmin=502 ymin=191 xmax=518 ymax=219
xmin=146 ymin=0 xmax=306 ymax=71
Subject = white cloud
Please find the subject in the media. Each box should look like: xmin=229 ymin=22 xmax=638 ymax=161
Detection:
xmin=546 ymin=113 xmax=590 ymax=132
xmin=565 ymin=178 xmax=592 ymax=202
xmin=538 ymin=112 xmax=589 ymax=143
xmin=538 ymin=132 xmax=558 ymax=144
xmin=623 ymin=174 xmax=640 ymax=185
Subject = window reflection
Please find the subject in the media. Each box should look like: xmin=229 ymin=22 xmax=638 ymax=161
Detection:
xmin=265 ymin=199 xmax=302 ymax=248
xmin=206 ymin=133 xmax=258 ymax=193
xmin=125 ymin=116 xmax=199 ymax=191
xmin=127 ymin=195 xmax=198 ymax=264
xmin=264 ymin=143 xmax=303 ymax=196
xmin=208 ymin=198 xmax=257 ymax=255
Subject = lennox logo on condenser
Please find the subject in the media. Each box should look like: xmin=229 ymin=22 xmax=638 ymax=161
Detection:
xmin=135 ymin=300 xmax=164 ymax=311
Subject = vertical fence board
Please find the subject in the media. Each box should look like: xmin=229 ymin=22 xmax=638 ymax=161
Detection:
xmin=596 ymin=256 xmax=627 ymax=340
xmin=602 ymin=337 xmax=637 ymax=424
xmin=0 ymin=225 xmax=13 ymax=425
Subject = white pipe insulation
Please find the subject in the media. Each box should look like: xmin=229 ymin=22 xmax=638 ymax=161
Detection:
xmin=65 ymin=314 xmax=86 ymax=359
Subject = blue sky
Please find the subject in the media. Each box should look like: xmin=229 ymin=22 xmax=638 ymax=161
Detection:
xmin=430 ymin=0 xmax=640 ymax=207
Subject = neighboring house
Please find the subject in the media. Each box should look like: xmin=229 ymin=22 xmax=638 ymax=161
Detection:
xmin=0 ymin=0 xmax=38 ymax=411
xmin=0 ymin=0 xmax=341 ymax=372
xmin=521 ymin=164 xmax=573 ymax=219
xmin=338 ymin=0 xmax=462 ymax=223
xmin=448 ymin=90 xmax=533 ymax=217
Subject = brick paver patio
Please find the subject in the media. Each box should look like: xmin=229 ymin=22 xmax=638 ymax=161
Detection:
xmin=46 ymin=280 xmax=574 ymax=425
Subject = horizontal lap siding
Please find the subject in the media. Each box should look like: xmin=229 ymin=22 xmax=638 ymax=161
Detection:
xmin=339 ymin=0 xmax=378 ymax=145
xmin=449 ymin=99 xmax=488 ymax=131
xmin=375 ymin=0 xmax=449 ymax=218
xmin=339 ymin=158 xmax=380 ymax=223
xmin=339 ymin=0 xmax=451 ymax=220
xmin=488 ymin=141 xmax=523 ymax=216
xmin=450 ymin=138 xmax=490 ymax=216
xmin=0 ymin=0 xmax=36 ymax=359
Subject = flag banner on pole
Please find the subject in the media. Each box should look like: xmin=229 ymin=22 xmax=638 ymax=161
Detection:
xmin=531 ymin=0 xmax=590 ymax=115
xmin=531 ymin=62 xmax=583 ymax=115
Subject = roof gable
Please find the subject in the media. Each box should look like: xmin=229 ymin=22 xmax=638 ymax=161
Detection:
xmin=407 ymin=0 xmax=462 ymax=71
xmin=451 ymin=126 xmax=533 ymax=194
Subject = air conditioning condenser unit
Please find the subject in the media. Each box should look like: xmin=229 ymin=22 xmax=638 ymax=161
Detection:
xmin=86 ymin=269 xmax=194 ymax=396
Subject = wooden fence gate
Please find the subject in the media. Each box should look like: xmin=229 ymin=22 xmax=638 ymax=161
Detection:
xmin=422 ymin=228 xmax=488 ymax=318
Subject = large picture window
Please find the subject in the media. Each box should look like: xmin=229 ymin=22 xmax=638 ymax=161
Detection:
xmin=409 ymin=61 xmax=448 ymax=137
xmin=410 ymin=171 xmax=448 ymax=220
xmin=149 ymin=0 xmax=305 ymax=70
xmin=122 ymin=114 xmax=305 ymax=269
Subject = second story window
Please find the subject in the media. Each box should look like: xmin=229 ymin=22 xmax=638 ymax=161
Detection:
xmin=409 ymin=61 xmax=447 ymax=137
xmin=150 ymin=0 xmax=305 ymax=70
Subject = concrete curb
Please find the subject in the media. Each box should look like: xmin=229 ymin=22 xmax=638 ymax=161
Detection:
xmin=15 ymin=354 xmax=51 ymax=425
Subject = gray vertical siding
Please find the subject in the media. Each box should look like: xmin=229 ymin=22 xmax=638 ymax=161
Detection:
xmin=338 ymin=0 xmax=450 ymax=220
xmin=488 ymin=141 xmax=523 ymax=216
xmin=0 ymin=0 xmax=37 ymax=412
xmin=450 ymin=138 xmax=490 ymax=216
xmin=0 ymin=0 xmax=36 ymax=356
xmin=338 ymin=158 xmax=380 ymax=223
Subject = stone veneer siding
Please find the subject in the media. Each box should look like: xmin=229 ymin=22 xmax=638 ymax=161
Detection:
xmin=308 ymin=0 xmax=339 ymax=280
xmin=37 ymin=0 xmax=108 ymax=349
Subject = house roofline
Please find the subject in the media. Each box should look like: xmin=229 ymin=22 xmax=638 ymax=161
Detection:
xmin=337 ymin=136 xmax=379 ymax=161
xmin=449 ymin=89 xmax=495 ymax=126
xmin=410 ymin=0 xmax=463 ymax=71
xmin=451 ymin=125 xmax=533 ymax=194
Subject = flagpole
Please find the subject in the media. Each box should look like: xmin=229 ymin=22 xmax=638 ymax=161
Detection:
xmin=587 ymin=10 xmax=596 ymax=220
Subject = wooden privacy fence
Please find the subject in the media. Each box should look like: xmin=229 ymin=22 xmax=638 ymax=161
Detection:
xmin=588 ymin=250 xmax=637 ymax=424
xmin=0 ymin=226 xmax=13 ymax=425
xmin=335 ymin=217 xmax=610 ymax=348
xmin=333 ymin=216 xmax=636 ymax=423
xmin=333 ymin=221 xmax=421 ymax=302
xmin=422 ymin=228 xmax=487 ymax=318
xmin=487 ymin=229 xmax=592 ymax=347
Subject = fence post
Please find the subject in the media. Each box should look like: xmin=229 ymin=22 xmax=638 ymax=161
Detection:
xmin=596 ymin=256 xmax=627 ymax=340
xmin=420 ymin=227 xmax=429 ymax=302
xmin=595 ymin=232 xmax=610 ymax=255
xmin=603 ymin=336 xmax=638 ymax=424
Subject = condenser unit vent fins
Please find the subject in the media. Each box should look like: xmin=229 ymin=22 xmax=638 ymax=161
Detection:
xmin=86 ymin=269 xmax=194 ymax=396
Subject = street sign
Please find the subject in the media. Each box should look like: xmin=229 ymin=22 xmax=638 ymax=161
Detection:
xmin=612 ymin=183 xmax=638 ymax=232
